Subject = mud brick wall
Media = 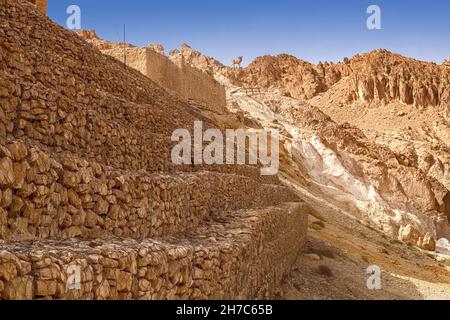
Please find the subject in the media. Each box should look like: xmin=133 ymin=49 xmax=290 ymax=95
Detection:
xmin=0 ymin=203 xmax=309 ymax=300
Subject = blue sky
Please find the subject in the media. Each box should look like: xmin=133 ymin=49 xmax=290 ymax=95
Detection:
xmin=48 ymin=0 xmax=450 ymax=66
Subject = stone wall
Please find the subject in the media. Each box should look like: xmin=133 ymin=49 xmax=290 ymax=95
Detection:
xmin=101 ymin=46 xmax=227 ymax=114
xmin=26 ymin=0 xmax=47 ymax=14
xmin=0 ymin=0 xmax=308 ymax=300
xmin=0 ymin=138 xmax=297 ymax=241
xmin=0 ymin=202 xmax=308 ymax=300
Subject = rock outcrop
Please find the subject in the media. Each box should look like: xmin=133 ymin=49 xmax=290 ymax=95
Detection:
xmin=228 ymin=54 xmax=347 ymax=100
xmin=229 ymin=50 xmax=450 ymax=110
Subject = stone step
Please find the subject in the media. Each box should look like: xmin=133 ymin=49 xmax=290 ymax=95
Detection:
xmin=4 ymin=75 xmax=279 ymax=181
xmin=12 ymin=135 xmax=280 ymax=186
xmin=0 ymin=138 xmax=299 ymax=241
xmin=0 ymin=202 xmax=309 ymax=300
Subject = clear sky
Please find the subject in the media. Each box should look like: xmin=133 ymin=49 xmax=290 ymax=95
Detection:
xmin=48 ymin=0 xmax=450 ymax=66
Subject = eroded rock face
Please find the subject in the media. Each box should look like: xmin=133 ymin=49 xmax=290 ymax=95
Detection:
xmin=227 ymin=54 xmax=348 ymax=100
xmin=147 ymin=43 xmax=164 ymax=55
xmin=225 ymin=84 xmax=450 ymax=250
xmin=348 ymin=50 xmax=450 ymax=108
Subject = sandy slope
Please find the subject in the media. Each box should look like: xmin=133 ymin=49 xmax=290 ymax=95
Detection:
xmin=283 ymin=175 xmax=450 ymax=300
xmin=225 ymin=87 xmax=450 ymax=300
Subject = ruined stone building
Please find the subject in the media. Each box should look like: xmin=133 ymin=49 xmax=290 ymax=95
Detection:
xmin=26 ymin=0 xmax=47 ymax=14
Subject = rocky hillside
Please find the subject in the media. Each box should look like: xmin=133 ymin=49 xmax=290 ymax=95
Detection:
xmin=228 ymin=50 xmax=450 ymax=109
xmin=168 ymin=44 xmax=450 ymax=256
xmin=175 ymin=45 xmax=450 ymax=243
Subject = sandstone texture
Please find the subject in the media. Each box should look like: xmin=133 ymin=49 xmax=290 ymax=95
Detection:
xmin=173 ymin=40 xmax=450 ymax=251
xmin=0 ymin=0 xmax=309 ymax=300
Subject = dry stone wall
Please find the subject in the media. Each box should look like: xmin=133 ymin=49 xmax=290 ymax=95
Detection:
xmin=100 ymin=45 xmax=227 ymax=114
xmin=0 ymin=0 xmax=309 ymax=300
xmin=0 ymin=137 xmax=297 ymax=241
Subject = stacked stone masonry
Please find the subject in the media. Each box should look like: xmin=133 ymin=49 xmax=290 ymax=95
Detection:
xmin=0 ymin=138 xmax=297 ymax=240
xmin=101 ymin=45 xmax=227 ymax=114
xmin=0 ymin=0 xmax=309 ymax=300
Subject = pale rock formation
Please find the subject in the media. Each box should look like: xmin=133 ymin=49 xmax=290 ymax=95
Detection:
xmin=223 ymin=81 xmax=450 ymax=251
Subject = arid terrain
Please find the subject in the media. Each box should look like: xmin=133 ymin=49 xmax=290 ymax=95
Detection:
xmin=173 ymin=43 xmax=450 ymax=299
xmin=1 ymin=0 xmax=450 ymax=300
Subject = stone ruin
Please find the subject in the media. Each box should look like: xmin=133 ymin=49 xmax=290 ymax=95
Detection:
xmin=78 ymin=32 xmax=227 ymax=114
xmin=0 ymin=0 xmax=309 ymax=300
